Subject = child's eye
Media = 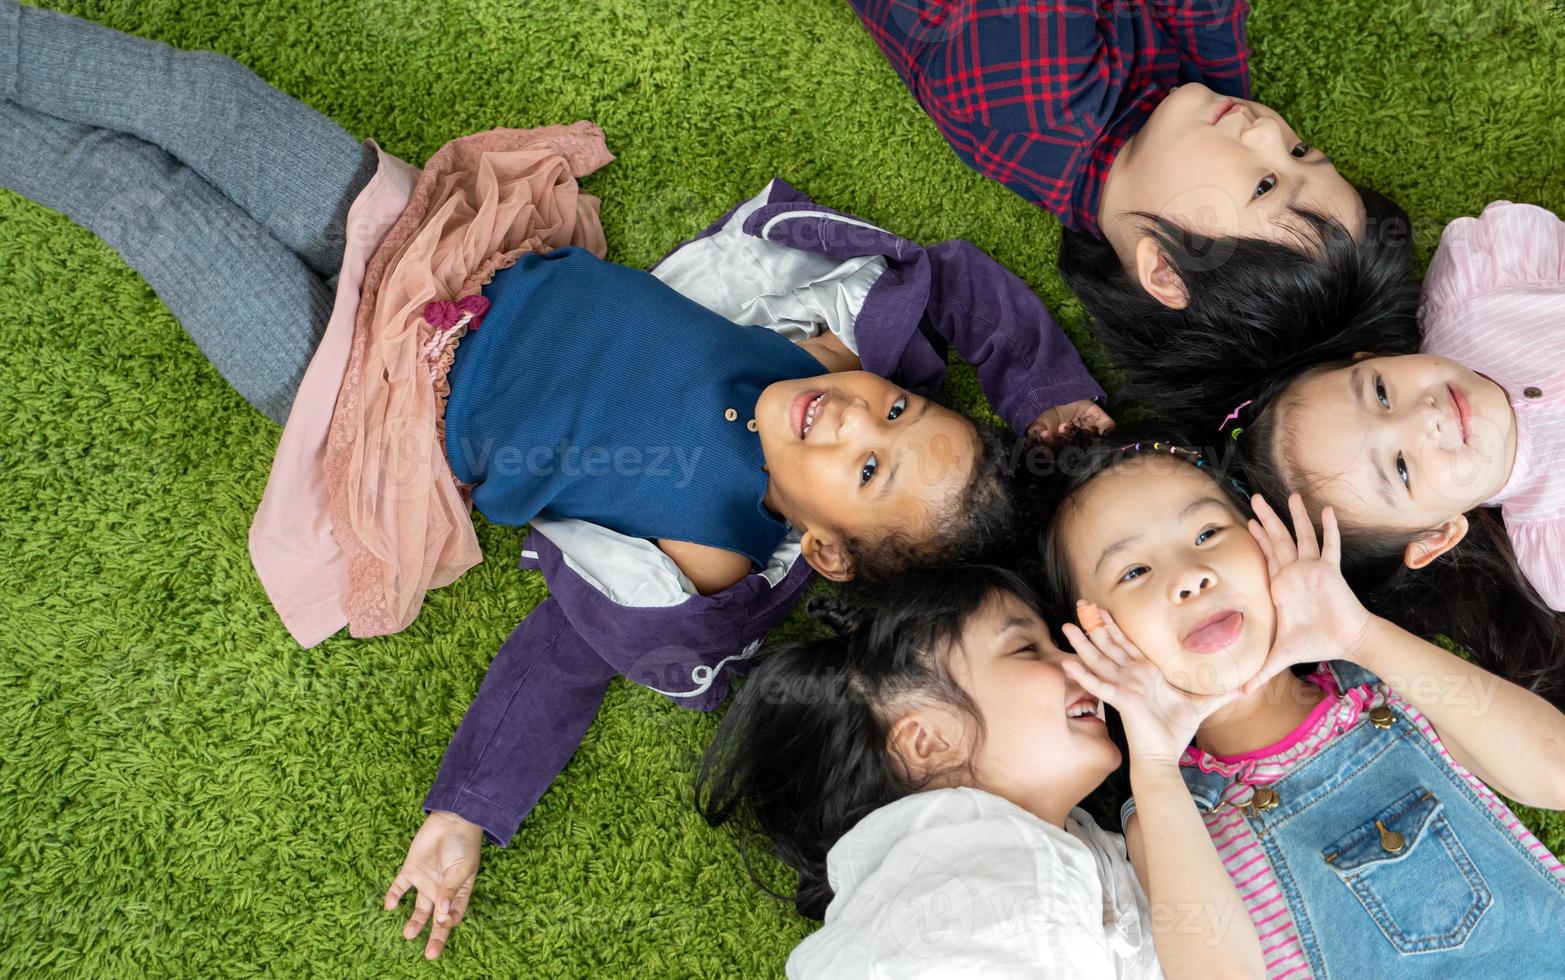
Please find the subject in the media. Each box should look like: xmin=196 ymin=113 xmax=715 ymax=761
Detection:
xmin=888 ymin=396 xmax=907 ymax=421
xmin=1375 ymin=376 xmax=1391 ymax=409
xmin=1290 ymin=142 xmax=1310 ymax=159
xmin=1011 ymin=642 xmax=1038 ymax=658
xmin=1196 ymin=526 xmax=1222 ymax=545
xmin=1396 ymin=453 xmax=1410 ymax=490
xmin=1254 ymin=175 xmax=1277 ymax=198
xmin=860 ymin=453 xmax=879 ymax=485
xmin=1119 ymin=565 xmax=1148 ymax=583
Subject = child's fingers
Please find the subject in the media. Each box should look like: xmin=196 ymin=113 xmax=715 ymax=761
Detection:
xmin=1097 ymin=608 xmax=1143 ymax=662
xmin=1240 ymin=654 xmax=1286 ymax=697
xmin=445 ymin=886 xmax=474 ymax=930
xmin=1076 ymin=599 xmax=1105 ymax=633
xmin=1084 ymin=404 xmax=1115 ymax=434
xmin=1251 ymin=494 xmax=1298 ymax=565
xmin=1075 ymin=602 xmax=1129 ymax=666
xmin=1288 ymin=493 xmax=1320 ymax=560
xmin=385 ymin=873 xmax=413 ymax=910
xmin=403 ymin=892 xmax=435 ymax=940
xmin=1321 ymin=506 xmax=1342 ymax=566
xmin=1063 ymin=659 xmax=1119 ymax=706
xmin=1247 ymin=519 xmax=1281 ymax=578
xmin=1062 ymin=623 xmax=1121 ymax=677
xmin=425 ymin=921 xmax=454 ymax=960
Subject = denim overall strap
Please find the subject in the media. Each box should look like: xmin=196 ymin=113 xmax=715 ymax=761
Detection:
xmin=1219 ymin=692 xmax=1565 ymax=977
xmin=1323 ymin=659 xmax=1381 ymax=693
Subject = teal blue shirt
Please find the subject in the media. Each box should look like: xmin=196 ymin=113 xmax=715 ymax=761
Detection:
xmin=443 ymin=247 xmax=824 ymax=565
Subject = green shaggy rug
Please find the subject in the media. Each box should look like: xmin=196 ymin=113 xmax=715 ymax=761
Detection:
xmin=1 ymin=0 xmax=1562 ymax=975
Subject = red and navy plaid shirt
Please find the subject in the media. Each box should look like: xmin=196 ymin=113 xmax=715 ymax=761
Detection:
xmin=850 ymin=0 xmax=1252 ymax=235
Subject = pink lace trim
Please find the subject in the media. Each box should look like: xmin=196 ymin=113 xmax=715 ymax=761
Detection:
xmin=321 ymin=124 xmax=612 ymax=639
xmin=1179 ymin=667 xmax=1382 ymax=788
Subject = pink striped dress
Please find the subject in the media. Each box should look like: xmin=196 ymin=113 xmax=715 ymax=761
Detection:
xmin=1173 ymin=665 xmax=1565 ymax=978
xmin=1419 ymin=201 xmax=1565 ymax=610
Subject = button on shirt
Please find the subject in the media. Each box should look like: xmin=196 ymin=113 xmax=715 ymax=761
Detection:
xmin=848 ymin=0 xmax=1252 ymax=235
xmin=1419 ymin=201 xmax=1565 ymax=611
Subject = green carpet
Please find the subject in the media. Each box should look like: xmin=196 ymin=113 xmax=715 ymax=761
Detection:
xmin=2 ymin=0 xmax=1563 ymax=974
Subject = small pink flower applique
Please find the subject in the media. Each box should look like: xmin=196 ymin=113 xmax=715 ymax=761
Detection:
xmin=423 ymin=298 xmax=461 ymax=330
xmin=455 ymin=294 xmax=490 ymax=332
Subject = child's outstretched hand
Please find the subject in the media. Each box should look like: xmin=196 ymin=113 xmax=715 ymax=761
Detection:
xmin=1062 ymin=602 xmax=1241 ymax=767
xmin=1027 ymin=399 xmax=1115 ymax=448
xmin=1241 ymin=493 xmax=1374 ymax=694
xmin=385 ymin=810 xmax=485 ymax=960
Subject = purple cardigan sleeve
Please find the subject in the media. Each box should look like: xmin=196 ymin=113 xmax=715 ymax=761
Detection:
xmin=422 ymin=596 xmax=616 ymax=846
xmin=742 ymin=196 xmax=1106 ymax=436
xmin=923 ymin=239 xmax=1105 ymax=434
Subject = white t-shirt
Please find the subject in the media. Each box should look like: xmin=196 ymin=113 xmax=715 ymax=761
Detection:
xmin=787 ymin=787 xmax=1163 ymax=979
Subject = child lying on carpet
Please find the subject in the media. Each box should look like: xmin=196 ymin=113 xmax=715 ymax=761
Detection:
xmin=0 ymin=1 xmax=1113 ymax=959
xmin=697 ymin=564 xmax=1262 ymax=978
xmin=1035 ymin=433 xmax=1565 ymax=977
xmin=1103 ymin=202 xmax=1565 ymax=709
xmin=850 ymin=0 xmax=1421 ymax=387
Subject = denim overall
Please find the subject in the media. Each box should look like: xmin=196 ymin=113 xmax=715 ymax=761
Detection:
xmin=1175 ymin=662 xmax=1565 ymax=977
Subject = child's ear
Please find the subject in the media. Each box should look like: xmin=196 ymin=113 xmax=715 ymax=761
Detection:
xmin=801 ymin=528 xmax=855 ymax=583
xmin=1404 ymin=514 xmax=1470 ymax=569
xmin=1134 ymin=237 xmax=1189 ymax=310
xmin=886 ymin=710 xmax=961 ymax=784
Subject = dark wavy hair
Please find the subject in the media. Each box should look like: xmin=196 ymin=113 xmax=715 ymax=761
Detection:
xmin=1236 ymin=381 xmax=1565 ymax=707
xmin=694 ymin=564 xmax=1040 ymax=920
xmin=838 ymin=417 xmax=1020 ymax=582
xmin=1057 ymin=186 xmax=1422 ymax=429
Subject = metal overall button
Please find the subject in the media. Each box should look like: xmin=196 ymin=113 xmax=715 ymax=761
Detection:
xmin=1214 ymin=785 xmax=1281 ymax=819
xmin=1369 ymin=705 xmax=1395 ymax=729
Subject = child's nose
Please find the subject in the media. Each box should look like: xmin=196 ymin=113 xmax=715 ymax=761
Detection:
xmin=1171 ymin=568 xmax=1216 ymax=602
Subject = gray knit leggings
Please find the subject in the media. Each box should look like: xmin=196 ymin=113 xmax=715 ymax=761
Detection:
xmin=0 ymin=1 xmax=378 ymax=423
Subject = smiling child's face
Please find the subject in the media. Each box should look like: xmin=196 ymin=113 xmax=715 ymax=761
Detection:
xmin=1279 ymin=353 xmax=1519 ymax=534
xmin=755 ymin=371 xmax=979 ymax=580
xmin=926 ymin=590 xmax=1122 ymax=818
xmin=1104 ymin=82 xmax=1364 ymax=251
xmin=1059 ymin=454 xmax=1275 ymax=696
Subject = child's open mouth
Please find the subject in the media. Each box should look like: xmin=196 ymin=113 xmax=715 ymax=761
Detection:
xmin=1182 ymin=609 xmax=1244 ymax=654
xmin=1066 ymin=694 xmax=1104 ymax=725
xmin=792 ymin=390 xmax=827 ymax=440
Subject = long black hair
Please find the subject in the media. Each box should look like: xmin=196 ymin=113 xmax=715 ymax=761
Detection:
xmin=1058 ymin=186 xmax=1422 ymax=429
xmin=694 ymin=565 xmax=1039 ymax=920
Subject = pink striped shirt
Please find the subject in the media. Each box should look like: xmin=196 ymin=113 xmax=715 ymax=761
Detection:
xmin=1419 ymin=201 xmax=1565 ymax=611
xmin=1175 ymin=666 xmax=1565 ymax=979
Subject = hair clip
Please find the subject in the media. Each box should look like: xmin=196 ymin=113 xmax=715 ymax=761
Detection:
xmin=1218 ymin=399 xmax=1253 ymax=440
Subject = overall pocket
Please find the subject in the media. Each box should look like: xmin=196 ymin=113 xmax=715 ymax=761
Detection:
xmin=1321 ymin=786 xmax=1492 ymax=953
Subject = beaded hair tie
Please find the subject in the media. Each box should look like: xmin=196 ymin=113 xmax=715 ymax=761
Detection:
xmin=1118 ymin=439 xmax=1251 ymax=498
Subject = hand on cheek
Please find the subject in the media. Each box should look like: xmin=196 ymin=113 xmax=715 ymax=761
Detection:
xmin=1064 ymin=603 xmax=1240 ymax=767
xmin=1241 ymin=494 xmax=1375 ymax=694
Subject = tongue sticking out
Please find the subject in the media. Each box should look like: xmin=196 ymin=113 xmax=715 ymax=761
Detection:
xmin=1183 ymin=611 xmax=1244 ymax=654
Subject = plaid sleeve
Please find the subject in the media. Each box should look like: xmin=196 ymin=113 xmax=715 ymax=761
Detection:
xmin=1150 ymin=0 xmax=1252 ymax=98
xmin=848 ymin=0 xmax=1116 ymax=227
